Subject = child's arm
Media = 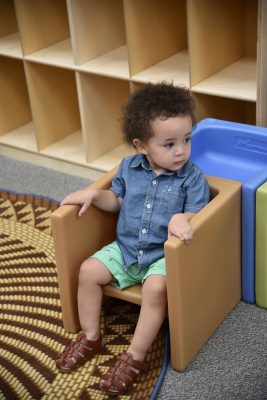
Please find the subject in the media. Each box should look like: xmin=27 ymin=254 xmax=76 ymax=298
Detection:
xmin=60 ymin=188 xmax=122 ymax=217
xmin=169 ymin=168 xmax=210 ymax=244
xmin=168 ymin=212 xmax=196 ymax=244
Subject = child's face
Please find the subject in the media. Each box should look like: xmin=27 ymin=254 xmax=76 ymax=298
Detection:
xmin=134 ymin=115 xmax=192 ymax=174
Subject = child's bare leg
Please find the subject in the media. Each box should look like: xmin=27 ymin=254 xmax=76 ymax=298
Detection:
xmin=78 ymin=257 xmax=113 ymax=340
xmin=127 ymin=275 xmax=167 ymax=361
xmin=56 ymin=257 xmax=113 ymax=372
xmin=99 ymin=275 xmax=167 ymax=394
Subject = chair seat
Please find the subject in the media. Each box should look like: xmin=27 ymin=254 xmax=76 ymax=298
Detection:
xmin=103 ymin=284 xmax=142 ymax=306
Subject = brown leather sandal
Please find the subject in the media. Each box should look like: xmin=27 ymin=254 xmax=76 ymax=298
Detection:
xmin=56 ymin=332 xmax=102 ymax=372
xmin=99 ymin=352 xmax=144 ymax=395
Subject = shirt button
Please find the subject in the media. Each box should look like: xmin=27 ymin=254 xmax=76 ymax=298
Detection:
xmin=146 ymin=203 xmax=151 ymax=209
xmin=142 ymin=228 xmax=147 ymax=234
xmin=139 ymin=250 xmax=143 ymax=255
xmin=152 ymin=180 xmax=157 ymax=186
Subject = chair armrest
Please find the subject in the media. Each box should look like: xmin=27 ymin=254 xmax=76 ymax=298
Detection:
xmin=51 ymin=167 xmax=118 ymax=332
xmin=165 ymin=176 xmax=242 ymax=371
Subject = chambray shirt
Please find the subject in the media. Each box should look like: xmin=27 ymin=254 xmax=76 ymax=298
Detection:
xmin=111 ymin=154 xmax=210 ymax=271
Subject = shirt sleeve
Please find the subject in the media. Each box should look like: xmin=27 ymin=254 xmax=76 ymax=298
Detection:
xmin=110 ymin=159 xmax=126 ymax=198
xmin=183 ymin=170 xmax=210 ymax=213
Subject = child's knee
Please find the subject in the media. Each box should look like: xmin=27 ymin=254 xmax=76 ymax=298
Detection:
xmin=79 ymin=257 xmax=112 ymax=286
xmin=79 ymin=258 xmax=94 ymax=282
xmin=142 ymin=275 xmax=167 ymax=300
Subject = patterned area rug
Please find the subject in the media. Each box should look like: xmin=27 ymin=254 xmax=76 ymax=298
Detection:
xmin=0 ymin=190 xmax=169 ymax=400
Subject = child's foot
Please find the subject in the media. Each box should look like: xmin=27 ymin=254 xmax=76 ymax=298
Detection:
xmin=56 ymin=332 xmax=102 ymax=372
xmin=99 ymin=352 xmax=144 ymax=395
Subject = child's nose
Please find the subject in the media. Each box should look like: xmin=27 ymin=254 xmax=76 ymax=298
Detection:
xmin=174 ymin=145 xmax=184 ymax=155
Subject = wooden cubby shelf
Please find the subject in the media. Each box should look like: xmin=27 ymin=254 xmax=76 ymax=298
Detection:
xmin=0 ymin=122 xmax=37 ymax=153
xmin=0 ymin=0 xmax=266 ymax=173
xmin=0 ymin=56 xmax=35 ymax=151
xmin=194 ymin=93 xmax=256 ymax=126
xmin=40 ymin=130 xmax=87 ymax=166
xmin=25 ymin=39 xmax=75 ymax=70
xmin=16 ymin=0 xmax=75 ymax=68
xmin=189 ymin=0 xmax=258 ymax=102
xmin=131 ymin=51 xmax=190 ymax=86
xmin=0 ymin=0 xmax=22 ymax=58
xmin=24 ymin=61 xmax=83 ymax=162
xmin=77 ymin=45 xmax=130 ymax=80
xmin=0 ymin=32 xmax=22 ymax=59
xmin=192 ymin=57 xmax=257 ymax=102
xmin=76 ymin=72 xmax=132 ymax=171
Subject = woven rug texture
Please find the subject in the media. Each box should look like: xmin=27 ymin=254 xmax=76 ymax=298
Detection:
xmin=0 ymin=191 xmax=168 ymax=400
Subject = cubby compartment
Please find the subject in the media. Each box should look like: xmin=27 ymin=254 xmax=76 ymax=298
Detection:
xmin=15 ymin=0 xmax=74 ymax=68
xmin=130 ymin=83 xmax=256 ymax=126
xmin=194 ymin=93 xmax=256 ymax=125
xmin=130 ymin=81 xmax=148 ymax=93
xmin=0 ymin=56 xmax=36 ymax=151
xmin=76 ymin=72 xmax=133 ymax=171
xmin=125 ymin=0 xmax=189 ymax=86
xmin=189 ymin=0 xmax=258 ymax=101
xmin=0 ymin=0 xmax=22 ymax=58
xmin=68 ymin=0 xmax=129 ymax=79
xmin=24 ymin=61 xmax=84 ymax=164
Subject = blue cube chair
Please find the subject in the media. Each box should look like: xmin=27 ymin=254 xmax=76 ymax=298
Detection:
xmin=191 ymin=118 xmax=267 ymax=303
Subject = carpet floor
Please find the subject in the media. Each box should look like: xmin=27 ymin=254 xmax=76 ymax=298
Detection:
xmin=0 ymin=190 xmax=168 ymax=399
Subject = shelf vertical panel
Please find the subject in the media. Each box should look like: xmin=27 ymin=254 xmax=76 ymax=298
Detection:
xmin=0 ymin=57 xmax=32 ymax=134
xmin=194 ymin=93 xmax=256 ymax=125
xmin=14 ymin=0 xmax=70 ymax=56
xmin=257 ymin=0 xmax=267 ymax=127
xmin=24 ymin=62 xmax=81 ymax=150
xmin=77 ymin=72 xmax=130 ymax=163
xmin=124 ymin=0 xmax=187 ymax=76
xmin=68 ymin=0 xmax=126 ymax=66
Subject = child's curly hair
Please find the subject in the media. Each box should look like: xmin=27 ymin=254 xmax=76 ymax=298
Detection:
xmin=122 ymin=82 xmax=196 ymax=146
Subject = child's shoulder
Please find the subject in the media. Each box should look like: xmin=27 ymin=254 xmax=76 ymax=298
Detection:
xmin=188 ymin=160 xmax=204 ymax=174
xmin=183 ymin=160 xmax=207 ymax=183
xmin=119 ymin=153 xmax=142 ymax=168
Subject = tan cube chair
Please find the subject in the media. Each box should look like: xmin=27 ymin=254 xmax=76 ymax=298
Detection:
xmin=51 ymin=169 xmax=241 ymax=371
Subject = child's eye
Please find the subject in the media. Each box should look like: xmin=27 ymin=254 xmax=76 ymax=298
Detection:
xmin=164 ymin=142 xmax=174 ymax=148
xmin=184 ymin=137 xmax=191 ymax=144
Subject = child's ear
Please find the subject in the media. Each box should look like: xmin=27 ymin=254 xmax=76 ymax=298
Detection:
xmin=132 ymin=138 xmax=148 ymax=154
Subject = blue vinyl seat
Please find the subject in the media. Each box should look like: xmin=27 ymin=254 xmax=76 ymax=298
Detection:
xmin=191 ymin=118 xmax=267 ymax=303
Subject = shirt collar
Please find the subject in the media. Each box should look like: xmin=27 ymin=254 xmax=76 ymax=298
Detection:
xmin=130 ymin=154 xmax=150 ymax=170
xmin=130 ymin=154 xmax=191 ymax=177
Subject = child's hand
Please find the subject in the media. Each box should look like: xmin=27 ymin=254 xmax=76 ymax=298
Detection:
xmin=60 ymin=188 xmax=97 ymax=217
xmin=168 ymin=213 xmax=194 ymax=244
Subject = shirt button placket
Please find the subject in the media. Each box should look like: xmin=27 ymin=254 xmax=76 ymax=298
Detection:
xmin=138 ymin=176 xmax=157 ymax=268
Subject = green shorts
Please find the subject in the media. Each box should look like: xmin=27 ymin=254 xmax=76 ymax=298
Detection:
xmin=91 ymin=241 xmax=166 ymax=290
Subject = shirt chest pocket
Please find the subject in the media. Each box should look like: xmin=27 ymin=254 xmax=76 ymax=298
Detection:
xmin=159 ymin=185 xmax=186 ymax=214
